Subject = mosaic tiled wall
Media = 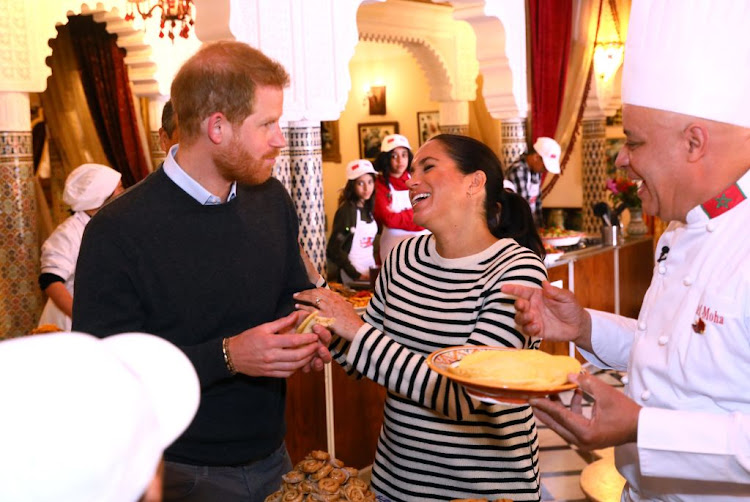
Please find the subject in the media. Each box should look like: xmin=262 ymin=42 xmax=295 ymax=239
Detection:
xmin=0 ymin=132 xmax=44 ymax=339
xmin=150 ymin=130 xmax=166 ymax=169
xmin=581 ymin=118 xmax=608 ymax=235
xmin=287 ymin=124 xmax=326 ymax=274
xmin=500 ymin=118 xmax=528 ymax=171
xmin=439 ymin=124 xmax=469 ymax=136
xmin=274 ymin=127 xmax=292 ymax=194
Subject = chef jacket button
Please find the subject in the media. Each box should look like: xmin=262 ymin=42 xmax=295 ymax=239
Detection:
xmin=641 ymin=389 xmax=651 ymax=401
xmin=658 ymin=264 xmax=667 ymax=275
xmin=706 ymin=221 xmax=717 ymax=232
xmin=658 ymin=335 xmax=668 ymax=345
xmin=621 ymin=375 xmax=629 ymax=385
xmin=637 ymin=321 xmax=647 ymax=331
xmin=682 ymin=276 xmax=693 ymax=286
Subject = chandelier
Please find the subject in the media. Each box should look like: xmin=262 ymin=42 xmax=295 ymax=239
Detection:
xmin=125 ymin=0 xmax=195 ymax=41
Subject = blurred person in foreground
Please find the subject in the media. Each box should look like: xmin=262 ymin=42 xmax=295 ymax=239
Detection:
xmin=37 ymin=163 xmax=123 ymax=331
xmin=0 ymin=331 xmax=199 ymax=502
xmin=296 ymin=134 xmax=547 ymax=501
xmin=503 ymin=1 xmax=750 ymax=500
xmin=73 ymin=41 xmax=331 ymax=502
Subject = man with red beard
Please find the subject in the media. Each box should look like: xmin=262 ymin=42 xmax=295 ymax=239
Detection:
xmin=73 ymin=41 xmax=331 ymax=502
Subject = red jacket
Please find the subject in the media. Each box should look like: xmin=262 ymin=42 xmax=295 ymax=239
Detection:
xmin=372 ymin=172 xmax=425 ymax=232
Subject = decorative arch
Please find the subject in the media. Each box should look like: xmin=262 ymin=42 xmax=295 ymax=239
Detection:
xmin=43 ymin=2 xmax=159 ymax=96
xmin=356 ymin=0 xmax=478 ymax=104
xmin=358 ymin=32 xmax=454 ymax=102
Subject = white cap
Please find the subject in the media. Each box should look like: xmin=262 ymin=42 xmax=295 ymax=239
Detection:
xmin=623 ymin=0 xmax=750 ymax=127
xmin=346 ymin=159 xmax=377 ymax=180
xmin=533 ymin=137 xmax=561 ymax=174
xmin=0 ymin=332 xmax=200 ymax=502
xmin=503 ymin=179 xmax=517 ymax=193
xmin=63 ymin=163 xmax=122 ymax=212
xmin=380 ymin=134 xmax=411 ymax=153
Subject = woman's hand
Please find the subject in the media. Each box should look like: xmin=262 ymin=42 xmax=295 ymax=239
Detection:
xmin=293 ymin=287 xmax=365 ymax=342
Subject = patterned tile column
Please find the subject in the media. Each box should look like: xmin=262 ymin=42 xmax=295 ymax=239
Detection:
xmin=274 ymin=125 xmax=292 ymax=194
xmin=0 ymin=92 xmax=44 ymax=339
xmin=438 ymin=101 xmax=470 ymax=137
xmin=581 ymin=117 xmax=608 ymax=235
xmin=500 ymin=118 xmax=528 ymax=171
xmin=287 ymin=121 xmax=326 ymax=274
xmin=148 ymin=98 xmax=168 ymax=169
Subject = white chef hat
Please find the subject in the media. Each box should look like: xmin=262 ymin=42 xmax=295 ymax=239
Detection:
xmin=623 ymin=0 xmax=750 ymax=127
xmin=346 ymin=159 xmax=377 ymax=180
xmin=381 ymin=134 xmax=411 ymax=153
xmin=533 ymin=137 xmax=561 ymax=174
xmin=63 ymin=163 xmax=122 ymax=212
xmin=0 ymin=332 xmax=200 ymax=502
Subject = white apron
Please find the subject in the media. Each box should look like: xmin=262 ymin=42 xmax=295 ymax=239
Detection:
xmin=37 ymin=212 xmax=89 ymax=331
xmin=341 ymin=209 xmax=378 ymax=286
xmin=379 ymin=185 xmax=429 ymax=263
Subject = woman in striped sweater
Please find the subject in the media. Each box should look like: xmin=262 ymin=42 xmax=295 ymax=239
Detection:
xmin=296 ymin=134 xmax=547 ymax=501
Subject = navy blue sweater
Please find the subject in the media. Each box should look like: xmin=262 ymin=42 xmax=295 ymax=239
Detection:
xmin=73 ymin=168 xmax=311 ymax=465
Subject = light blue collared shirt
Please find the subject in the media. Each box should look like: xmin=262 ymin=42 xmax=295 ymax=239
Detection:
xmin=163 ymin=145 xmax=237 ymax=205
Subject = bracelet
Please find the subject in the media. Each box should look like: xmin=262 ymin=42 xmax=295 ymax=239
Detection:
xmin=222 ymin=337 xmax=237 ymax=375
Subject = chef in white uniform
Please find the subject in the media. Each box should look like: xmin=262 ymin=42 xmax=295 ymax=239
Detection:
xmin=503 ymin=1 xmax=750 ymax=500
xmin=38 ymin=163 xmax=123 ymax=331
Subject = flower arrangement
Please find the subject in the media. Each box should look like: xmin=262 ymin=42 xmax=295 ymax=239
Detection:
xmin=606 ymin=171 xmax=641 ymax=209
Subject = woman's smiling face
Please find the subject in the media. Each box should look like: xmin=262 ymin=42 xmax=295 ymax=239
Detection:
xmin=407 ymin=140 xmax=476 ymax=232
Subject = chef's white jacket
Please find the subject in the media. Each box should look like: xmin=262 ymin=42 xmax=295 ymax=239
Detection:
xmin=38 ymin=211 xmax=90 ymax=330
xmin=580 ymin=169 xmax=750 ymax=501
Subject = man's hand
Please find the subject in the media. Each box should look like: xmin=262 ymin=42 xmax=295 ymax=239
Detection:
xmin=502 ymin=281 xmax=592 ymax=350
xmin=227 ymin=312 xmax=328 ymax=378
xmin=529 ymin=372 xmax=641 ymax=450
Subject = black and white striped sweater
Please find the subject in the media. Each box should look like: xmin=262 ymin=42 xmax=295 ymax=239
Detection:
xmin=331 ymin=234 xmax=547 ymax=501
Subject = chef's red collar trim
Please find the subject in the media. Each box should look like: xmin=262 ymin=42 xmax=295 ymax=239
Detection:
xmin=700 ymin=183 xmax=746 ymax=219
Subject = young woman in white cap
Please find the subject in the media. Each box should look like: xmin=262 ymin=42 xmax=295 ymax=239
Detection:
xmin=372 ymin=133 xmax=429 ymax=263
xmin=37 ymin=163 xmax=123 ymax=331
xmin=327 ymin=159 xmax=378 ymax=287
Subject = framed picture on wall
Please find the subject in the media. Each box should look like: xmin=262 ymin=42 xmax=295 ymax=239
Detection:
xmin=321 ymin=120 xmax=341 ymax=163
xmin=358 ymin=121 xmax=399 ymax=160
xmin=417 ymin=111 xmax=440 ymax=145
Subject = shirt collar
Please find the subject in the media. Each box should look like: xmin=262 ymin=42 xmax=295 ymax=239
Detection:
xmin=163 ymin=144 xmax=237 ymax=205
xmin=686 ymin=168 xmax=750 ymax=223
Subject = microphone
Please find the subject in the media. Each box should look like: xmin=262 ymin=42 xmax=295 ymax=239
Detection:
xmin=657 ymin=246 xmax=670 ymax=263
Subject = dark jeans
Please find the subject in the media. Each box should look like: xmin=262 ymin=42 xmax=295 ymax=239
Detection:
xmin=163 ymin=443 xmax=292 ymax=502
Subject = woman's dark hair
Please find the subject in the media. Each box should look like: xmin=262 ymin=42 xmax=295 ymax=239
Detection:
xmin=373 ymin=147 xmax=414 ymax=189
xmin=337 ymin=174 xmax=376 ymax=221
xmin=428 ymin=134 xmax=545 ymax=258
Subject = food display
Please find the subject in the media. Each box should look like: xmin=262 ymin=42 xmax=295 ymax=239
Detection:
xmin=265 ymin=450 xmax=377 ymax=502
xmin=29 ymin=324 xmax=63 ymax=335
xmin=448 ymin=349 xmax=581 ymax=389
xmin=297 ymin=310 xmax=335 ymax=334
xmin=329 ymin=282 xmax=373 ymax=310
xmin=539 ymin=227 xmax=584 ymax=247
xmin=426 ymin=346 xmax=581 ymax=404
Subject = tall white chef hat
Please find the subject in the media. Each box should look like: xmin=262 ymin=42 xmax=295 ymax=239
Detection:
xmin=0 ymin=332 xmax=200 ymax=502
xmin=63 ymin=163 xmax=122 ymax=212
xmin=623 ymin=0 xmax=750 ymax=127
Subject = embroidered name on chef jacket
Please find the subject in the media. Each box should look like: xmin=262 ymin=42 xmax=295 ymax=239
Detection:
xmin=692 ymin=302 xmax=725 ymax=333
xmin=700 ymin=183 xmax=746 ymax=219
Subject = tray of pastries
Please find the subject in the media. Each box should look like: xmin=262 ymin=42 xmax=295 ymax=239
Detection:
xmin=265 ymin=450 xmax=377 ymax=502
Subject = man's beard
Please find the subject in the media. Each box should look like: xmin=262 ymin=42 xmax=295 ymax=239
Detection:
xmin=214 ymin=136 xmax=278 ymax=186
